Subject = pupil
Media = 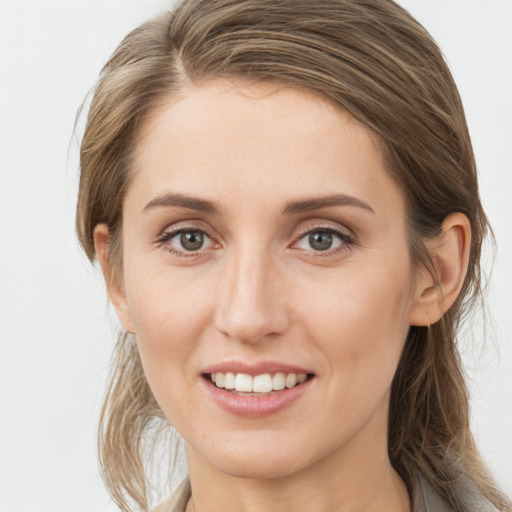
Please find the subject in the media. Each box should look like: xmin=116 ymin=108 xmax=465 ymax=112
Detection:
xmin=309 ymin=232 xmax=332 ymax=251
xmin=181 ymin=231 xmax=204 ymax=251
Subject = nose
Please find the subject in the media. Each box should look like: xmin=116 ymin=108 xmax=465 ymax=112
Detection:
xmin=214 ymin=244 xmax=290 ymax=345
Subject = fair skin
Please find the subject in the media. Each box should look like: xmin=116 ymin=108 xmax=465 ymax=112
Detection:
xmin=95 ymin=81 xmax=470 ymax=512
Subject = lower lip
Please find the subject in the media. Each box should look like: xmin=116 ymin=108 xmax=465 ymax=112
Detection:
xmin=201 ymin=377 xmax=314 ymax=418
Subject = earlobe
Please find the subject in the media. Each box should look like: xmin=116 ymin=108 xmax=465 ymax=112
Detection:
xmin=93 ymin=224 xmax=135 ymax=333
xmin=409 ymin=213 xmax=471 ymax=327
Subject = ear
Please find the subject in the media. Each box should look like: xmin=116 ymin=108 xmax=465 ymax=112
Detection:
xmin=409 ymin=213 xmax=471 ymax=326
xmin=93 ymin=224 xmax=136 ymax=333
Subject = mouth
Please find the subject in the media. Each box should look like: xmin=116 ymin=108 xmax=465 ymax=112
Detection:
xmin=200 ymin=361 xmax=316 ymax=417
xmin=203 ymin=371 xmax=315 ymax=396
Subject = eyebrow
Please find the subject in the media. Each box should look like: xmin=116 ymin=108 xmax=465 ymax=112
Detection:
xmin=143 ymin=193 xmax=221 ymax=215
xmin=282 ymin=194 xmax=374 ymax=215
xmin=143 ymin=192 xmax=374 ymax=216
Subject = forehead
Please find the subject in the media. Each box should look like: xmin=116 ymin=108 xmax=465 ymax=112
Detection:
xmin=127 ymin=80 xmax=403 ymax=219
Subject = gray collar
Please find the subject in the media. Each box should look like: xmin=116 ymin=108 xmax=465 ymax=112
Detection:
xmin=415 ymin=473 xmax=453 ymax=512
xmin=415 ymin=472 xmax=499 ymax=512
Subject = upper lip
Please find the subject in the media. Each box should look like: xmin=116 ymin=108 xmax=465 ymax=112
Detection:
xmin=201 ymin=360 xmax=314 ymax=376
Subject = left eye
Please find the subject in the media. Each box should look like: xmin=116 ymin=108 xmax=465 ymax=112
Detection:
xmin=296 ymin=229 xmax=346 ymax=252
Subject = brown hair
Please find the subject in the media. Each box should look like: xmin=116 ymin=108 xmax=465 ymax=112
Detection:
xmin=76 ymin=1 xmax=510 ymax=510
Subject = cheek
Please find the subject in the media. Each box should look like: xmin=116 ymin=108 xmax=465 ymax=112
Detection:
xmin=125 ymin=262 xmax=213 ymax=344
xmin=121 ymin=262 xmax=217 ymax=412
xmin=297 ymin=259 xmax=413 ymax=380
xmin=290 ymin=264 xmax=413 ymax=442
xmin=122 ymin=265 xmax=213 ymax=426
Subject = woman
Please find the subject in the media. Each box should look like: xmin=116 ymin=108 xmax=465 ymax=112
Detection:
xmin=76 ymin=0 xmax=511 ymax=511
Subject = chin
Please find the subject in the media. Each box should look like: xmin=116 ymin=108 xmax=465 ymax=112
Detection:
xmin=213 ymin=453 xmax=308 ymax=480
xmin=198 ymin=433 xmax=326 ymax=480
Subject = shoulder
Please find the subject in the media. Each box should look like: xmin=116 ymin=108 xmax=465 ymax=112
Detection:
xmin=415 ymin=472 xmax=499 ymax=512
xmin=153 ymin=479 xmax=191 ymax=512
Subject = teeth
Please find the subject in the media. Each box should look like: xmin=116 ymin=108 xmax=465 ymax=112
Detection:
xmin=224 ymin=372 xmax=236 ymax=390
xmin=272 ymin=372 xmax=286 ymax=391
xmin=210 ymin=372 xmax=309 ymax=393
xmin=253 ymin=374 xmax=273 ymax=393
xmin=285 ymin=373 xmax=297 ymax=388
xmin=235 ymin=373 xmax=253 ymax=392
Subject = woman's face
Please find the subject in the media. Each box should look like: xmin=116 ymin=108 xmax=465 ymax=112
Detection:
xmin=115 ymin=81 xmax=422 ymax=479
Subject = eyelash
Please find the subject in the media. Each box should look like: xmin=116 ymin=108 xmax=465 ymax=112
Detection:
xmin=155 ymin=224 xmax=355 ymax=259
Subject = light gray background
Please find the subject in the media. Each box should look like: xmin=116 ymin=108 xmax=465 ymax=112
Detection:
xmin=0 ymin=1 xmax=510 ymax=511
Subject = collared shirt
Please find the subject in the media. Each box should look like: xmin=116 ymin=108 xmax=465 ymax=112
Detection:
xmin=154 ymin=474 xmax=499 ymax=512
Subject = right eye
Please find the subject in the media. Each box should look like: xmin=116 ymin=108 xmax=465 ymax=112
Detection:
xmin=157 ymin=228 xmax=215 ymax=256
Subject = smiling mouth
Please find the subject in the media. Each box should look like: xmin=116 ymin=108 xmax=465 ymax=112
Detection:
xmin=204 ymin=372 xmax=314 ymax=395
